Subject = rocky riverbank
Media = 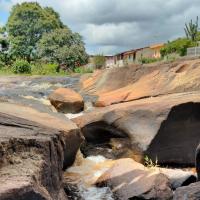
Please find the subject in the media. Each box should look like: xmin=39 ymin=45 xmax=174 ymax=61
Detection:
xmin=1 ymin=58 xmax=200 ymax=199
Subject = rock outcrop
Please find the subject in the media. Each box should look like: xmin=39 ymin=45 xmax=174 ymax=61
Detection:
xmin=0 ymin=102 xmax=83 ymax=200
xmin=49 ymin=88 xmax=84 ymax=114
xmin=173 ymin=182 xmax=200 ymax=200
xmin=96 ymin=158 xmax=173 ymax=200
xmin=74 ymin=92 xmax=200 ymax=166
xmin=80 ymin=58 xmax=200 ymax=107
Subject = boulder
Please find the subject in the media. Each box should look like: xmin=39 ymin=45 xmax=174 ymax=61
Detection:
xmin=49 ymin=88 xmax=84 ymax=114
xmin=96 ymin=158 xmax=173 ymax=200
xmin=173 ymin=182 xmax=200 ymax=200
xmin=159 ymin=168 xmax=196 ymax=190
xmin=0 ymin=102 xmax=83 ymax=200
xmin=73 ymin=91 xmax=200 ymax=166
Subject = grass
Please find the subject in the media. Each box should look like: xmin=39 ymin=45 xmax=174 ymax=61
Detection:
xmin=0 ymin=64 xmax=94 ymax=76
xmin=144 ymin=155 xmax=159 ymax=169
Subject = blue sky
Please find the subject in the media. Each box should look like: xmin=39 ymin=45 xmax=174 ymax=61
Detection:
xmin=1 ymin=0 xmax=200 ymax=55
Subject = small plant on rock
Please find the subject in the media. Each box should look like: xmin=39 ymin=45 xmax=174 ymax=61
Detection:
xmin=144 ymin=155 xmax=159 ymax=169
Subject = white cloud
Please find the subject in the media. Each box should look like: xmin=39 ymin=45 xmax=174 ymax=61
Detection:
xmin=1 ymin=0 xmax=200 ymax=54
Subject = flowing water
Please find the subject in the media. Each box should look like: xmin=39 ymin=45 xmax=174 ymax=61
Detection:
xmin=0 ymin=76 xmax=114 ymax=199
xmin=0 ymin=76 xmax=80 ymax=112
xmin=64 ymin=155 xmax=115 ymax=200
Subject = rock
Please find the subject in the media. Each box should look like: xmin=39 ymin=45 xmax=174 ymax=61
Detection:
xmin=49 ymin=88 xmax=84 ymax=114
xmin=159 ymin=168 xmax=197 ymax=189
xmin=195 ymin=144 xmax=200 ymax=180
xmin=0 ymin=102 xmax=83 ymax=200
xmin=73 ymin=92 xmax=200 ymax=166
xmin=80 ymin=59 xmax=200 ymax=107
xmin=173 ymin=182 xmax=200 ymax=200
xmin=96 ymin=158 xmax=173 ymax=200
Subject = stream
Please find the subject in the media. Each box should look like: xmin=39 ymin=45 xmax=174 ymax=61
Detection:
xmin=0 ymin=75 xmax=81 ymax=113
xmin=0 ymin=75 xmax=197 ymax=200
xmin=0 ymin=75 xmax=114 ymax=199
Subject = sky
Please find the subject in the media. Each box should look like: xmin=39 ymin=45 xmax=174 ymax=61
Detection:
xmin=0 ymin=0 xmax=200 ymax=55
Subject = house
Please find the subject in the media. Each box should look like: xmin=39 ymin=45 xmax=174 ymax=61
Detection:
xmin=122 ymin=43 xmax=164 ymax=65
xmin=123 ymin=49 xmax=137 ymax=65
xmin=88 ymin=43 xmax=164 ymax=69
xmin=105 ymin=55 xmax=115 ymax=68
xmin=149 ymin=43 xmax=164 ymax=58
xmin=114 ymin=52 xmax=124 ymax=67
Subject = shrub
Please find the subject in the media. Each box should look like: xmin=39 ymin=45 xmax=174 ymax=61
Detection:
xmin=74 ymin=67 xmax=93 ymax=74
xmin=12 ymin=59 xmax=31 ymax=74
xmin=93 ymin=54 xmax=106 ymax=69
xmin=0 ymin=60 xmax=5 ymax=69
xmin=139 ymin=57 xmax=162 ymax=64
xmin=160 ymin=38 xmax=197 ymax=57
xmin=31 ymin=63 xmax=59 ymax=75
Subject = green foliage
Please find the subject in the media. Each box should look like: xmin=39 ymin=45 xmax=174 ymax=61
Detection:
xmin=160 ymin=38 xmax=197 ymax=57
xmin=12 ymin=59 xmax=31 ymax=74
xmin=7 ymin=2 xmax=63 ymax=61
xmin=37 ymin=28 xmax=88 ymax=70
xmin=139 ymin=57 xmax=162 ymax=64
xmin=31 ymin=63 xmax=59 ymax=75
xmin=144 ymin=156 xmax=159 ymax=168
xmin=74 ymin=67 xmax=93 ymax=74
xmin=185 ymin=17 xmax=199 ymax=41
xmin=0 ymin=26 xmax=5 ymax=34
xmin=0 ymin=60 xmax=5 ymax=69
xmin=93 ymin=54 xmax=106 ymax=69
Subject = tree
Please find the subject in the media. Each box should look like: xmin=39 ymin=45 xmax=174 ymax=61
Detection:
xmin=37 ymin=28 xmax=88 ymax=70
xmin=6 ymin=2 xmax=63 ymax=62
xmin=93 ymin=54 xmax=106 ymax=69
xmin=0 ymin=26 xmax=10 ymax=66
xmin=184 ymin=16 xmax=199 ymax=42
xmin=160 ymin=38 xmax=197 ymax=57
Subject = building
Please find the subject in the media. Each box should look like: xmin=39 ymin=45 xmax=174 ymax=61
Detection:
xmin=122 ymin=43 xmax=164 ymax=66
xmin=114 ymin=53 xmax=124 ymax=67
xmin=123 ymin=49 xmax=137 ymax=65
xmin=149 ymin=43 xmax=164 ymax=58
xmin=105 ymin=55 xmax=115 ymax=68
xmin=88 ymin=43 xmax=164 ymax=69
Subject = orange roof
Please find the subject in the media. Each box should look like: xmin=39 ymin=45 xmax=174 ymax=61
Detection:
xmin=150 ymin=43 xmax=164 ymax=49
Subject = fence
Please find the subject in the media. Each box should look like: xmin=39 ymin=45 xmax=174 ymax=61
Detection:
xmin=187 ymin=47 xmax=200 ymax=56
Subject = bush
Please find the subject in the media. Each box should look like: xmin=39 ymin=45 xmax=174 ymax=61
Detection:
xmin=74 ymin=67 xmax=93 ymax=74
xmin=160 ymin=38 xmax=197 ymax=57
xmin=93 ymin=54 xmax=106 ymax=69
xmin=139 ymin=57 xmax=162 ymax=64
xmin=0 ymin=60 xmax=5 ymax=69
xmin=12 ymin=59 xmax=31 ymax=74
xmin=31 ymin=63 xmax=59 ymax=75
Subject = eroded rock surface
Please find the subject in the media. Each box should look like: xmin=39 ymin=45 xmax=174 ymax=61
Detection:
xmin=0 ymin=102 xmax=83 ymax=200
xmin=173 ymin=182 xmax=200 ymax=200
xmin=74 ymin=92 xmax=200 ymax=166
xmin=96 ymin=158 xmax=173 ymax=200
xmin=80 ymin=58 xmax=200 ymax=107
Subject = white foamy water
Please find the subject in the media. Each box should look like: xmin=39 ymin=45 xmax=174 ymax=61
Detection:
xmin=65 ymin=112 xmax=84 ymax=119
xmin=65 ymin=155 xmax=115 ymax=200
xmin=21 ymin=95 xmax=51 ymax=105
xmin=86 ymin=155 xmax=108 ymax=163
xmin=80 ymin=185 xmax=114 ymax=200
xmin=31 ymin=83 xmax=52 ymax=91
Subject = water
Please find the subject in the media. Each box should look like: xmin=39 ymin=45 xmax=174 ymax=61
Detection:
xmin=80 ymin=185 xmax=114 ymax=200
xmin=65 ymin=155 xmax=115 ymax=200
xmin=0 ymin=76 xmax=80 ymax=112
